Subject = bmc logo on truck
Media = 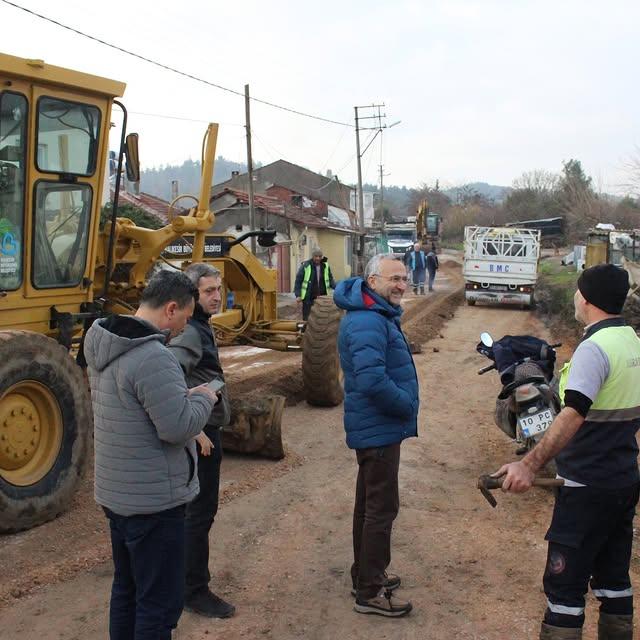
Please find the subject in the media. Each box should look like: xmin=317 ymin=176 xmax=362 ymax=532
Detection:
xmin=489 ymin=264 xmax=510 ymax=273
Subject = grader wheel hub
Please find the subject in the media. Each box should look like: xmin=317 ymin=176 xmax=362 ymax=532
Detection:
xmin=0 ymin=382 xmax=63 ymax=485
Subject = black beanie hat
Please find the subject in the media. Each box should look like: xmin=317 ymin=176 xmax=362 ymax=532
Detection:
xmin=577 ymin=264 xmax=629 ymax=314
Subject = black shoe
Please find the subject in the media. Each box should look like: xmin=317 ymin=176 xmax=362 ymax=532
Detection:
xmin=351 ymin=572 xmax=401 ymax=597
xmin=184 ymin=590 xmax=236 ymax=619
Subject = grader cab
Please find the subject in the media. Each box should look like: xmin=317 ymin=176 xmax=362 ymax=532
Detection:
xmin=0 ymin=52 xmax=342 ymax=533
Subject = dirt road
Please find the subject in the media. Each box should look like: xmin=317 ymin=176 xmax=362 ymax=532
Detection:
xmin=1 ymin=265 xmax=636 ymax=639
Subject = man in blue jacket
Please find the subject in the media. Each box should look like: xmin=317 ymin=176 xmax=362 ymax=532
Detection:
xmin=406 ymin=242 xmax=426 ymax=295
xmin=334 ymin=254 xmax=419 ymax=618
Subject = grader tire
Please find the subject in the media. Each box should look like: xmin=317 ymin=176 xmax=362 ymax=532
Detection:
xmin=302 ymin=296 xmax=344 ymax=407
xmin=0 ymin=331 xmax=92 ymax=533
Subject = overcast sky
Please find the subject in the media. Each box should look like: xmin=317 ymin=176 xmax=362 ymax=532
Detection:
xmin=2 ymin=0 xmax=639 ymax=193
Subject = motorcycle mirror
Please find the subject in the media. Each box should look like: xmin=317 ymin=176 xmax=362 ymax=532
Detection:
xmin=480 ymin=332 xmax=494 ymax=347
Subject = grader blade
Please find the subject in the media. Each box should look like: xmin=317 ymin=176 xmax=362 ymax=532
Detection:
xmin=221 ymin=395 xmax=286 ymax=460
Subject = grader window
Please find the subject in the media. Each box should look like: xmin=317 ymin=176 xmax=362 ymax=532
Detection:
xmin=0 ymin=92 xmax=27 ymax=290
xmin=32 ymin=182 xmax=92 ymax=288
xmin=36 ymin=98 xmax=100 ymax=176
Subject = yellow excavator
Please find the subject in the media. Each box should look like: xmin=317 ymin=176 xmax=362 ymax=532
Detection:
xmin=0 ymin=52 xmax=342 ymax=532
xmin=416 ymin=199 xmax=442 ymax=251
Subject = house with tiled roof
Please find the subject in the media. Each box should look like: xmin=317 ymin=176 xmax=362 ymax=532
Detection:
xmin=110 ymin=189 xmax=186 ymax=225
xmin=211 ymin=159 xmax=356 ymax=229
xmin=209 ymin=188 xmax=357 ymax=292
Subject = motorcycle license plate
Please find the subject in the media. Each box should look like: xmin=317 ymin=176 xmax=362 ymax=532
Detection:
xmin=518 ymin=409 xmax=553 ymax=438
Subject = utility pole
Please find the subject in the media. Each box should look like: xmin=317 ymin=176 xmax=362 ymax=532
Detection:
xmin=379 ymin=163 xmax=384 ymax=224
xmin=245 ymin=84 xmax=256 ymax=254
xmin=354 ymin=103 xmax=386 ymax=274
xmin=354 ymin=106 xmax=364 ymax=235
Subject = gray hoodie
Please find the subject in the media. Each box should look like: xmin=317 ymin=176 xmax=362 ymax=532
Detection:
xmin=84 ymin=315 xmax=214 ymax=516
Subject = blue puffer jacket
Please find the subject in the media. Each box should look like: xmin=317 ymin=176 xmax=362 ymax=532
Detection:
xmin=334 ymin=277 xmax=419 ymax=449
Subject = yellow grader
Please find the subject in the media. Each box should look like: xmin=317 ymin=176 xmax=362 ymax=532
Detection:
xmin=0 ymin=52 xmax=343 ymax=532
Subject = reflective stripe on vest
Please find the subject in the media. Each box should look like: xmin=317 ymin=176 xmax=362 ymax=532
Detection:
xmin=300 ymin=262 xmax=331 ymax=300
xmin=559 ymin=326 xmax=640 ymax=419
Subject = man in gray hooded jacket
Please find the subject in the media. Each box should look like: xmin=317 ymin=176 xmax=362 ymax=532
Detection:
xmin=84 ymin=270 xmax=218 ymax=640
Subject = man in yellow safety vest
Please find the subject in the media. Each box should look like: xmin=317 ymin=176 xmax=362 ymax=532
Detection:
xmin=294 ymin=248 xmax=336 ymax=320
xmin=496 ymin=264 xmax=640 ymax=640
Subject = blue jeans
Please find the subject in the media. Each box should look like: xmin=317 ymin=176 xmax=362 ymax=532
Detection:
xmin=104 ymin=504 xmax=186 ymax=640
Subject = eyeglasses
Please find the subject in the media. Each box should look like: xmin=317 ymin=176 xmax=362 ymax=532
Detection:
xmin=373 ymin=274 xmax=409 ymax=284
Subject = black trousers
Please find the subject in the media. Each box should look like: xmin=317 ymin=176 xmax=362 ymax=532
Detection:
xmin=104 ymin=504 xmax=186 ymax=640
xmin=184 ymin=428 xmax=222 ymax=600
xmin=302 ymin=297 xmax=316 ymax=321
xmin=351 ymin=443 xmax=401 ymax=600
xmin=543 ymin=483 xmax=640 ymax=628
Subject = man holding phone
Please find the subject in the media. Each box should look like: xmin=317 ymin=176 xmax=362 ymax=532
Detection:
xmin=169 ymin=263 xmax=235 ymax=619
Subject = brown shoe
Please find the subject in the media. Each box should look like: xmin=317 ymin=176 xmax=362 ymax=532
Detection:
xmin=539 ymin=623 xmax=582 ymax=639
xmin=351 ymin=572 xmax=401 ymax=597
xmin=354 ymin=589 xmax=412 ymax=617
xmin=598 ymin=613 xmax=633 ymax=640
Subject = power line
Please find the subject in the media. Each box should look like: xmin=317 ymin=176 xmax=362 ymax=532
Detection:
xmin=1 ymin=0 xmax=353 ymax=128
xmin=129 ymin=110 xmax=244 ymax=127
xmin=320 ymin=125 xmax=350 ymax=174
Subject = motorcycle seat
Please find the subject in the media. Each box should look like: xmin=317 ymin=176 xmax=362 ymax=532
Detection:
xmin=498 ymin=375 xmax=547 ymax=400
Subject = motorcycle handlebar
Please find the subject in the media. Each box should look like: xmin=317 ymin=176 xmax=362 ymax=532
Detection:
xmin=478 ymin=363 xmax=496 ymax=375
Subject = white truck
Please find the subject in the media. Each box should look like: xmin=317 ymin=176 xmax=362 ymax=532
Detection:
xmin=463 ymin=226 xmax=541 ymax=308
xmin=385 ymin=220 xmax=416 ymax=256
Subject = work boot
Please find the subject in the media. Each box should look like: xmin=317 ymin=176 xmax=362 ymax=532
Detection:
xmin=351 ymin=572 xmax=401 ymax=597
xmin=539 ymin=622 xmax=582 ymax=639
xmin=412 ymin=287 xmax=418 ymax=295
xmin=419 ymin=286 xmax=425 ymax=295
xmin=184 ymin=590 xmax=236 ymax=618
xmin=598 ymin=613 xmax=634 ymax=640
xmin=354 ymin=588 xmax=412 ymax=617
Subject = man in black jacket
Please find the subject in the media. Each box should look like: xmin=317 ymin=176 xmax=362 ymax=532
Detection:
xmin=169 ymin=263 xmax=235 ymax=619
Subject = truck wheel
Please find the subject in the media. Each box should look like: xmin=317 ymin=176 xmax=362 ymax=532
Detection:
xmin=302 ymin=296 xmax=344 ymax=406
xmin=467 ymin=299 xmax=476 ymax=306
xmin=0 ymin=331 xmax=92 ymax=533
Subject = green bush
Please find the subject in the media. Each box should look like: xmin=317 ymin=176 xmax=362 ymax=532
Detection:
xmin=535 ymin=261 xmax=580 ymax=340
xmin=100 ymin=203 xmax=163 ymax=231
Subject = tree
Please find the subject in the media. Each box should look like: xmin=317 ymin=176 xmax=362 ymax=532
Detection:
xmin=512 ymin=169 xmax=560 ymax=194
xmin=406 ymin=181 xmax=452 ymax=219
xmin=560 ymin=159 xmax=592 ymax=196
xmin=613 ymin=196 xmax=640 ymax=230
xmin=558 ymin=159 xmax=601 ymax=239
xmin=622 ymin=147 xmax=640 ymax=198
xmin=100 ymin=203 xmax=163 ymax=231
xmin=504 ymin=169 xmax=562 ymax=222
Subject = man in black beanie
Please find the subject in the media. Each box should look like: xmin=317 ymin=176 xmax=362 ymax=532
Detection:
xmin=495 ymin=263 xmax=640 ymax=640
xmin=576 ymin=263 xmax=630 ymax=315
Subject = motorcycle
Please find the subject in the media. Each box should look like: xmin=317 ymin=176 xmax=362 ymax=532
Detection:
xmin=477 ymin=332 xmax=562 ymax=465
